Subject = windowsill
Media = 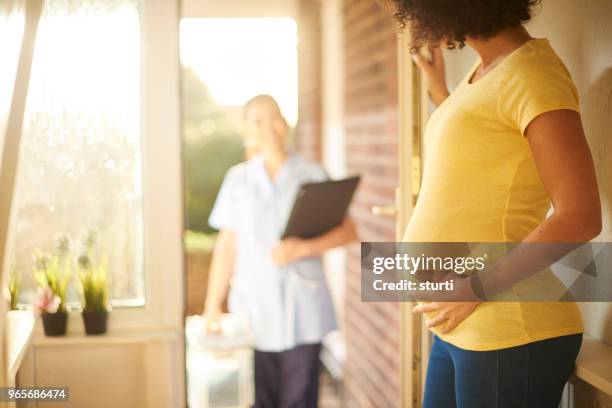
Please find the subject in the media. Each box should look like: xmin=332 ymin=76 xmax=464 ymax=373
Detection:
xmin=574 ymin=335 xmax=612 ymax=396
xmin=16 ymin=298 xmax=146 ymax=311
xmin=33 ymin=328 xmax=179 ymax=347
xmin=6 ymin=310 xmax=36 ymax=380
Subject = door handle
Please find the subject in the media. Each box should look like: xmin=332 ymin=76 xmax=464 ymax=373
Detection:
xmin=371 ymin=205 xmax=397 ymax=218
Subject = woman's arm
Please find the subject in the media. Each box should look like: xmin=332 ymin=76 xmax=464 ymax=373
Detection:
xmin=412 ymin=46 xmax=449 ymax=107
xmin=464 ymin=109 xmax=602 ymax=299
xmin=202 ymin=229 xmax=236 ymax=332
xmin=524 ymin=109 xmax=601 ymax=242
xmin=271 ymin=217 xmax=358 ymax=266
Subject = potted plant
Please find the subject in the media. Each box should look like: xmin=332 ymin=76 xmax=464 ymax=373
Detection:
xmin=34 ymin=286 xmax=64 ymax=335
xmin=77 ymin=232 xmax=110 ymax=335
xmin=33 ymin=236 xmax=71 ymax=336
xmin=5 ymin=259 xmax=36 ymax=330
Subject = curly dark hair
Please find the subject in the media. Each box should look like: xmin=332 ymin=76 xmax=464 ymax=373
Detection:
xmin=389 ymin=0 xmax=540 ymax=51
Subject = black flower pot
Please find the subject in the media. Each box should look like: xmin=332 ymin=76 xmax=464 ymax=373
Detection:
xmin=82 ymin=310 xmax=108 ymax=335
xmin=41 ymin=311 xmax=68 ymax=336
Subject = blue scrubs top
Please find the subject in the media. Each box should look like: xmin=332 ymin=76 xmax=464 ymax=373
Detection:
xmin=209 ymin=154 xmax=337 ymax=352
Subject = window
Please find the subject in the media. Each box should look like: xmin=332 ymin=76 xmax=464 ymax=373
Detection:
xmin=9 ymin=0 xmax=144 ymax=308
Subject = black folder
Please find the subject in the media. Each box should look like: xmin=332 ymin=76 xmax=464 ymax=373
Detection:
xmin=281 ymin=176 xmax=360 ymax=239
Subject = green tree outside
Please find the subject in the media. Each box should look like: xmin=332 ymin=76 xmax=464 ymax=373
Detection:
xmin=182 ymin=68 xmax=245 ymax=234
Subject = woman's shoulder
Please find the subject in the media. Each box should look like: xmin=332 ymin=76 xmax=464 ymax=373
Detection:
xmin=223 ymin=160 xmax=252 ymax=185
xmin=289 ymin=154 xmax=328 ymax=181
xmin=290 ymin=154 xmax=321 ymax=169
xmin=498 ymin=38 xmax=578 ymax=103
xmin=497 ymin=38 xmax=580 ymax=130
xmin=507 ymin=38 xmax=572 ymax=79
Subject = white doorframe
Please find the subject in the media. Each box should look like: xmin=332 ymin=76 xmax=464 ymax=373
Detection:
xmin=138 ymin=0 xmax=184 ymax=332
xmin=397 ymin=30 xmax=430 ymax=408
xmin=320 ymin=0 xmax=347 ymax=331
xmin=181 ymin=0 xmax=298 ymax=19
xmin=138 ymin=1 xmax=185 ymax=405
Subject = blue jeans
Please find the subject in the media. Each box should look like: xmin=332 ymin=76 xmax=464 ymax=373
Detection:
xmin=423 ymin=334 xmax=582 ymax=408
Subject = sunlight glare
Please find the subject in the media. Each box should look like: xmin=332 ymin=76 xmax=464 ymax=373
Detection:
xmin=26 ymin=6 xmax=140 ymax=119
xmin=180 ymin=18 xmax=298 ymax=125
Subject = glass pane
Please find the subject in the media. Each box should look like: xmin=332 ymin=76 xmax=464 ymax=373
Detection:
xmin=9 ymin=0 xmax=144 ymax=308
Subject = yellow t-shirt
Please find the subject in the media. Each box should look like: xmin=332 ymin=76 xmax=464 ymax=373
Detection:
xmin=402 ymin=38 xmax=584 ymax=351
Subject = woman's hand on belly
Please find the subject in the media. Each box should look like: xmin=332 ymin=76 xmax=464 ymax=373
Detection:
xmin=413 ymin=302 xmax=481 ymax=334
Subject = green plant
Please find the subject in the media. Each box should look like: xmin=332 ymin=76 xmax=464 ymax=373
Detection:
xmin=77 ymin=232 xmax=109 ymax=312
xmin=33 ymin=235 xmax=72 ymax=313
xmin=183 ymin=230 xmax=217 ymax=254
xmin=7 ymin=261 xmax=21 ymax=310
xmin=182 ymin=68 xmax=245 ymax=234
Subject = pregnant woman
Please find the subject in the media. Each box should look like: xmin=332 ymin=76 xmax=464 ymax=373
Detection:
xmin=388 ymin=1 xmax=602 ymax=407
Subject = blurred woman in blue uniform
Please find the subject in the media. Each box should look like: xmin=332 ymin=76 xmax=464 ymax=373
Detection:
xmin=203 ymin=95 xmax=358 ymax=408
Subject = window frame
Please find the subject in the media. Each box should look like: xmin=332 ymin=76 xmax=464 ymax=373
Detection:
xmin=1 ymin=0 xmax=184 ymax=335
xmin=88 ymin=0 xmax=185 ymax=333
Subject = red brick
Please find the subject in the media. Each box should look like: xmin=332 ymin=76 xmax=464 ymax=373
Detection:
xmin=294 ymin=1 xmax=401 ymax=405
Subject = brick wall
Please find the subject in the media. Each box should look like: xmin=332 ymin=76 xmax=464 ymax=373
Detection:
xmin=295 ymin=0 xmax=323 ymax=161
xmin=185 ymin=250 xmax=213 ymax=316
xmin=343 ymin=1 xmax=401 ymax=406
xmin=295 ymin=0 xmax=402 ymax=406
